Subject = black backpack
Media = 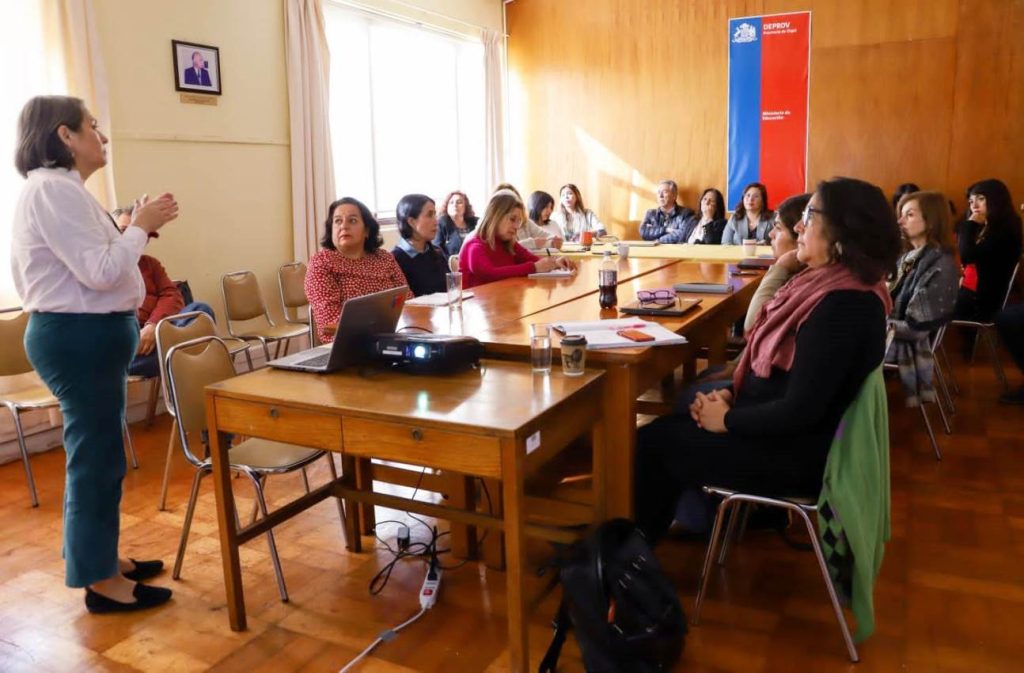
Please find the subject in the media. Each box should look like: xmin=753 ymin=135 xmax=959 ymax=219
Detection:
xmin=539 ymin=518 xmax=687 ymax=673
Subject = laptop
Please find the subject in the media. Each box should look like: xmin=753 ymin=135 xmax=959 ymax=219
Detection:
xmin=268 ymin=285 xmax=409 ymax=373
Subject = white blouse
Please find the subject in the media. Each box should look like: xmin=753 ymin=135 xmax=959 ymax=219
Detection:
xmin=551 ymin=209 xmax=605 ymax=243
xmin=11 ymin=167 xmax=147 ymax=313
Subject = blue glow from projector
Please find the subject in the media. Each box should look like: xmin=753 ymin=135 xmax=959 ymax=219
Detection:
xmin=412 ymin=344 xmax=428 ymax=359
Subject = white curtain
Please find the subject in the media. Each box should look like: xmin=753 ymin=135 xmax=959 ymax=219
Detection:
xmin=48 ymin=0 xmax=116 ymax=208
xmin=483 ymin=28 xmax=506 ymax=193
xmin=284 ymin=0 xmax=336 ymax=262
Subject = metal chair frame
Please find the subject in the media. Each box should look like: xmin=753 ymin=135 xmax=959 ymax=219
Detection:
xmin=885 ymin=324 xmax=952 ymax=461
xmin=164 ymin=336 xmax=347 ymax=601
xmin=277 ymin=261 xmax=310 ymax=326
xmin=947 ymin=261 xmax=1020 ymax=392
xmin=221 ymin=270 xmax=309 ymax=362
xmin=693 ymin=487 xmax=860 ymax=663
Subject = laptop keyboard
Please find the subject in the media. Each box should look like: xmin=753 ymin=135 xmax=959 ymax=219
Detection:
xmin=296 ymin=352 xmax=331 ymax=368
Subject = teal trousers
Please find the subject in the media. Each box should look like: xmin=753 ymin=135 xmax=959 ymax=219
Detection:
xmin=25 ymin=311 xmax=138 ymax=588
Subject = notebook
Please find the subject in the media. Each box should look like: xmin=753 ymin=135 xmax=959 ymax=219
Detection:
xmin=405 ymin=290 xmax=475 ymax=307
xmin=672 ymin=282 xmax=733 ymax=294
xmin=550 ymin=318 xmax=688 ymax=350
xmin=736 ymin=258 xmax=774 ymax=270
xmin=619 ymin=240 xmax=659 ymax=247
xmin=529 ymin=269 xmax=576 ymax=279
xmin=619 ymin=297 xmax=702 ymax=317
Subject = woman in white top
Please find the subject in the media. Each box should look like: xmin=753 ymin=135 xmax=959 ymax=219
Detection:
xmin=551 ymin=183 xmax=606 ymax=242
xmin=721 ymin=182 xmax=774 ymax=244
xmin=11 ymin=96 xmax=178 ymax=614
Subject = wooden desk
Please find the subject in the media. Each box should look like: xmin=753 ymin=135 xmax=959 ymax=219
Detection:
xmin=472 ymin=262 xmax=761 ymax=517
xmin=562 ymin=243 xmax=773 ymax=262
xmin=398 ymin=255 xmax=679 ymax=334
xmin=205 ymin=361 xmax=605 ymax=673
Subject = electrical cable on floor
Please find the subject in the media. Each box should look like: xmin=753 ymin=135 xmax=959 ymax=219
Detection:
xmin=338 ymin=606 xmax=428 ymax=673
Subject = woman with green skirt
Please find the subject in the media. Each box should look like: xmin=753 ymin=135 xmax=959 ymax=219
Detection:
xmin=11 ymin=96 xmax=178 ymax=613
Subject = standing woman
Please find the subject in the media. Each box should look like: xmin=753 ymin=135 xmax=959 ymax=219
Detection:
xmin=11 ymin=96 xmax=178 ymax=612
xmin=550 ymin=183 xmax=606 ymax=242
xmin=391 ymin=193 xmax=448 ymax=296
xmin=721 ymin=182 xmax=773 ymax=244
xmin=433 ymin=190 xmax=478 ymax=257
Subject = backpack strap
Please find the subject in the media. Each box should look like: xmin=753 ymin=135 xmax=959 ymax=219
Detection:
xmin=538 ymin=595 xmax=571 ymax=673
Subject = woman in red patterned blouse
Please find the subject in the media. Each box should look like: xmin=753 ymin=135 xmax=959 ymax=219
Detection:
xmin=461 ymin=190 xmax=574 ymax=289
xmin=305 ymin=197 xmax=409 ymax=343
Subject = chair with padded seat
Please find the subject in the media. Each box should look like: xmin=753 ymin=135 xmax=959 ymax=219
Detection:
xmin=1 ymin=307 xmax=138 ymax=507
xmin=153 ymin=310 xmax=254 ymax=511
xmin=222 ymin=270 xmax=309 ymax=362
xmin=164 ymin=336 xmax=348 ymax=600
xmin=277 ymin=262 xmax=310 ymax=328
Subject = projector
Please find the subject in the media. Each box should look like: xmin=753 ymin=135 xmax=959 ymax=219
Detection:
xmin=372 ymin=333 xmax=482 ymax=373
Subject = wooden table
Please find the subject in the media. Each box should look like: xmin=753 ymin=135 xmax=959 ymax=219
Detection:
xmin=561 ymin=242 xmax=773 ymax=261
xmin=406 ymin=261 xmax=762 ymax=518
xmin=398 ymin=255 xmax=680 ymax=334
xmin=205 ymin=360 xmax=605 ymax=673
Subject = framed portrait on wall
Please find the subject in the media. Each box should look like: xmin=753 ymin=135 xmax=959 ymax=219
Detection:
xmin=172 ymin=40 xmax=222 ymax=95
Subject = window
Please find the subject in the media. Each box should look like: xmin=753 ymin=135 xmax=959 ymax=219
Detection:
xmin=0 ymin=3 xmax=67 ymax=306
xmin=323 ymin=3 xmax=486 ymax=219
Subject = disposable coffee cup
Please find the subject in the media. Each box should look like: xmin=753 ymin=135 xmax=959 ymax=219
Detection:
xmin=560 ymin=334 xmax=587 ymax=376
xmin=742 ymin=238 xmax=757 ymax=256
xmin=618 ymin=242 xmax=630 ymax=259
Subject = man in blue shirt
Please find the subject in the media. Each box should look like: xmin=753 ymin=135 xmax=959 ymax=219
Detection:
xmin=639 ymin=180 xmax=695 ymax=243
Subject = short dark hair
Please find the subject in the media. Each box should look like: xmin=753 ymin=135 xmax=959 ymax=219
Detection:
xmin=527 ymin=190 xmax=555 ymax=223
xmin=734 ymin=182 xmax=769 ymax=220
xmin=14 ymin=95 xmax=85 ymax=178
xmin=396 ymin=193 xmax=434 ymax=240
xmin=698 ymin=188 xmax=726 ymax=221
xmin=320 ymin=197 xmax=382 ymax=253
xmin=891 ymin=182 xmax=920 ymax=210
xmin=816 ymin=177 xmax=902 ymax=284
xmin=774 ymin=192 xmax=812 ymax=237
xmin=967 ymin=178 xmax=1023 ymax=246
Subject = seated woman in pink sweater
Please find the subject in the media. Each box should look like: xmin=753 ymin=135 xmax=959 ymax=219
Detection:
xmin=461 ymin=190 xmax=574 ymax=289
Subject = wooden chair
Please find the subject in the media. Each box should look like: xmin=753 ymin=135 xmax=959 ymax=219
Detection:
xmin=153 ymin=310 xmax=254 ymax=510
xmin=221 ymin=270 xmax=309 ymax=361
xmin=164 ymin=336 xmax=348 ymax=600
xmin=0 ymin=307 xmax=138 ymax=507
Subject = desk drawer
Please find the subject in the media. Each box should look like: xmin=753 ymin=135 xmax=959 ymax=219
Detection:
xmin=214 ymin=398 xmax=342 ymax=451
xmin=343 ymin=417 xmax=501 ymax=479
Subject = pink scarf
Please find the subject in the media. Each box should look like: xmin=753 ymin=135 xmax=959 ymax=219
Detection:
xmin=732 ymin=264 xmax=893 ymax=394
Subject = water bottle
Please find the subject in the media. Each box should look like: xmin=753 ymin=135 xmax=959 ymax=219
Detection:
xmin=599 ymin=251 xmax=618 ymax=309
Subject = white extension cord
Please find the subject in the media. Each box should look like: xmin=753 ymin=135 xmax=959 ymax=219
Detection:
xmin=338 ymin=561 xmax=442 ymax=673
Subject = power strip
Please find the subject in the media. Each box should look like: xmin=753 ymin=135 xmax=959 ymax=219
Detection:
xmin=419 ymin=561 xmax=442 ymax=610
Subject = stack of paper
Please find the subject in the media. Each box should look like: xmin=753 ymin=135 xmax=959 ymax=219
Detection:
xmin=551 ymin=318 xmax=688 ymax=350
xmin=405 ymin=291 xmax=475 ymax=307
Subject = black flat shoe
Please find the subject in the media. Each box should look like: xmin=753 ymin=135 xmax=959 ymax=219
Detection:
xmin=122 ymin=558 xmax=164 ymax=582
xmin=85 ymin=583 xmax=173 ymax=614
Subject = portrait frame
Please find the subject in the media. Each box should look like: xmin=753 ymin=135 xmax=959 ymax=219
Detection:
xmin=172 ymin=40 xmax=222 ymax=95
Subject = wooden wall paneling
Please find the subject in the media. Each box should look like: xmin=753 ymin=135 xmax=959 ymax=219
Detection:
xmin=807 ymin=38 xmax=957 ymax=197
xmin=946 ymin=0 xmax=1024 ymax=205
xmin=507 ymin=0 xmax=1024 ymax=236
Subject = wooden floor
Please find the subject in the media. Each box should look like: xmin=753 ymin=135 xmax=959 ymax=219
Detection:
xmin=1 ymin=344 xmax=1023 ymax=672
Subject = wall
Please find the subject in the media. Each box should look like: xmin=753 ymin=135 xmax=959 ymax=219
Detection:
xmin=506 ymin=0 xmax=1024 ymax=238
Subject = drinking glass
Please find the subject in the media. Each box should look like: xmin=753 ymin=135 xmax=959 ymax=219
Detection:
xmin=530 ymin=323 xmax=552 ymax=374
xmin=446 ymin=272 xmax=463 ymax=308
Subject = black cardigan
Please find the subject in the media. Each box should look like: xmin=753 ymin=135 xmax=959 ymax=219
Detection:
xmin=957 ymin=219 xmax=1022 ymax=319
xmin=392 ymin=243 xmax=448 ymax=297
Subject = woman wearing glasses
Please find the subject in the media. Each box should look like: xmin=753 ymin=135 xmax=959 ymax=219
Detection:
xmin=634 ymin=177 xmax=901 ymax=542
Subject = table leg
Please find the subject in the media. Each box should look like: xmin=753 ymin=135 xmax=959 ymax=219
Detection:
xmin=207 ymin=396 xmax=246 ymax=631
xmin=356 ymin=458 xmax=376 ymax=534
xmin=500 ymin=436 xmax=529 ymax=673
xmin=590 ymin=415 xmax=607 ymax=522
xmin=481 ymin=478 xmax=505 ymax=570
xmin=446 ymin=474 xmax=478 ymax=560
xmin=340 ymin=455 xmax=362 ymax=553
xmin=603 ymin=364 xmax=638 ymax=518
